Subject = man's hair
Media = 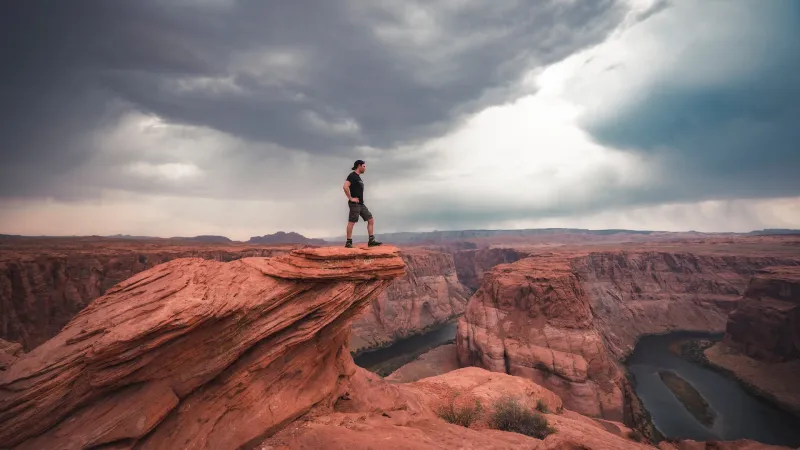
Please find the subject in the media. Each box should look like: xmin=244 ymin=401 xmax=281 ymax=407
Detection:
xmin=351 ymin=159 xmax=365 ymax=170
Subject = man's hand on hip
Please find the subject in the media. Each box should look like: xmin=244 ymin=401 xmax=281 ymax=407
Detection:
xmin=350 ymin=197 xmax=360 ymax=203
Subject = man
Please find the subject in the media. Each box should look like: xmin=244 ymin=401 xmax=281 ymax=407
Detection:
xmin=343 ymin=159 xmax=382 ymax=248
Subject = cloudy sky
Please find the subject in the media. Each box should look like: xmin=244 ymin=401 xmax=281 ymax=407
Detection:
xmin=1 ymin=0 xmax=798 ymax=240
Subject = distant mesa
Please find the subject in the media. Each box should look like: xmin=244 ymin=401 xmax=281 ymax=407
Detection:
xmin=248 ymin=231 xmax=326 ymax=245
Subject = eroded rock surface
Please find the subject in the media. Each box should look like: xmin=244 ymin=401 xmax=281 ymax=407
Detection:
xmin=0 ymin=246 xmax=405 ymax=449
xmin=457 ymin=255 xmax=624 ymax=420
xmin=261 ymin=367 xmax=652 ymax=450
xmin=350 ymin=249 xmax=469 ymax=352
xmin=452 ymin=247 xmax=531 ymax=291
xmin=457 ymin=250 xmax=800 ymax=421
xmin=0 ymin=339 xmax=22 ymax=371
xmin=723 ymin=266 xmax=800 ymax=362
xmin=577 ymin=252 xmax=799 ymax=358
xmin=0 ymin=237 xmax=298 ymax=351
xmin=705 ymin=266 xmax=800 ymax=417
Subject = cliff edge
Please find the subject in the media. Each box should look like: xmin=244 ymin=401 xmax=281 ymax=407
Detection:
xmin=0 ymin=246 xmax=404 ymax=449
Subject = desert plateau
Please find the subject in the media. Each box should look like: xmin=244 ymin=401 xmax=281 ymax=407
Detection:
xmin=2 ymin=231 xmax=800 ymax=449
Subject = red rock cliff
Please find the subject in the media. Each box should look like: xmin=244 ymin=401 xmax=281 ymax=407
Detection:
xmin=576 ymin=252 xmax=798 ymax=357
xmin=703 ymin=266 xmax=800 ymax=417
xmin=0 ymin=238 xmax=297 ymax=351
xmin=350 ymin=248 xmax=469 ymax=352
xmin=452 ymin=247 xmax=531 ymax=291
xmin=457 ymin=250 xmax=800 ymax=420
xmin=457 ymin=255 xmax=624 ymax=420
xmin=723 ymin=266 xmax=800 ymax=362
xmin=0 ymin=246 xmax=405 ymax=449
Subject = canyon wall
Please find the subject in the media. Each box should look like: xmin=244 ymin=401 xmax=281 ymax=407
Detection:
xmin=723 ymin=266 xmax=800 ymax=362
xmin=0 ymin=246 xmax=406 ymax=449
xmin=1 ymin=245 xmax=782 ymax=449
xmin=451 ymin=246 xmax=531 ymax=291
xmin=350 ymin=248 xmax=469 ymax=353
xmin=705 ymin=266 xmax=800 ymax=417
xmin=0 ymin=244 xmax=295 ymax=351
xmin=456 ymin=255 xmax=625 ymax=420
xmin=1 ymin=240 xmax=473 ymax=355
xmin=576 ymin=252 xmax=799 ymax=358
xmin=457 ymin=250 xmax=800 ymax=420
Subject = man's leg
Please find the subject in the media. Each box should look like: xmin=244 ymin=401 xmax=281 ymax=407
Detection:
xmin=362 ymin=207 xmax=381 ymax=246
xmin=346 ymin=204 xmax=359 ymax=248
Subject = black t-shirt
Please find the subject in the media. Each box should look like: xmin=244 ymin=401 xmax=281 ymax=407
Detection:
xmin=346 ymin=171 xmax=364 ymax=205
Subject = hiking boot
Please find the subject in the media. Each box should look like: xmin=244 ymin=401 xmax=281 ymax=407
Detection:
xmin=368 ymin=237 xmax=382 ymax=247
xmin=344 ymin=240 xmax=353 ymax=248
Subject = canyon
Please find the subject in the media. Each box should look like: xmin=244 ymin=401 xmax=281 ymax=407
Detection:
xmin=1 ymin=245 xmax=780 ymax=450
xmin=349 ymin=248 xmax=469 ymax=353
xmin=705 ymin=266 xmax=800 ymax=417
xmin=456 ymin=238 xmax=800 ymax=424
xmin=0 ymin=237 xmax=469 ymax=355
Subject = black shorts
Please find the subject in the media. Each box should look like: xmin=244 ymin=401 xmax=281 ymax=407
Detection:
xmin=348 ymin=202 xmax=373 ymax=223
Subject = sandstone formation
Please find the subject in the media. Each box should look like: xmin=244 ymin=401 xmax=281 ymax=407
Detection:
xmin=723 ymin=266 xmax=800 ymax=361
xmin=350 ymin=248 xmax=469 ymax=352
xmin=386 ymin=344 xmax=460 ymax=383
xmin=261 ymin=367 xmax=653 ymax=450
xmin=0 ymin=237 xmax=299 ymax=351
xmin=451 ymin=246 xmax=531 ymax=291
xmin=457 ymin=255 xmax=625 ymax=420
xmin=705 ymin=266 xmax=800 ymax=417
xmin=0 ymin=246 xmax=405 ymax=449
xmin=456 ymin=249 xmax=800 ymax=421
xmin=576 ymin=252 xmax=799 ymax=358
xmin=1 ymin=243 xmax=790 ymax=450
xmin=0 ymin=339 xmax=22 ymax=371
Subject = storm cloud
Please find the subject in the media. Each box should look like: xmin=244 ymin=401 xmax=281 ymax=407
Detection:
xmin=1 ymin=0 xmax=798 ymax=238
xmin=0 ymin=0 xmax=625 ymax=200
xmin=582 ymin=0 xmax=800 ymax=204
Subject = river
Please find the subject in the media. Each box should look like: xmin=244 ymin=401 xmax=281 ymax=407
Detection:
xmin=354 ymin=326 xmax=800 ymax=446
xmin=353 ymin=320 xmax=458 ymax=376
xmin=626 ymin=331 xmax=800 ymax=446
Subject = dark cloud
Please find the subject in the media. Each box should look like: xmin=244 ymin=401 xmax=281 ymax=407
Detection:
xmin=0 ymin=0 xmax=626 ymax=200
xmin=584 ymin=1 xmax=800 ymax=204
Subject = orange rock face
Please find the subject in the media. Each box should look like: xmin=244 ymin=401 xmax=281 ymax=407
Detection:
xmin=452 ymin=247 xmax=531 ymax=291
xmin=0 ymin=238 xmax=471 ymax=356
xmin=0 ymin=237 xmax=299 ymax=351
xmin=0 ymin=246 xmax=405 ymax=449
xmin=350 ymin=248 xmax=470 ymax=352
xmin=261 ymin=366 xmax=652 ymax=450
xmin=457 ymin=256 xmax=624 ymax=420
xmin=457 ymin=250 xmax=800 ymax=420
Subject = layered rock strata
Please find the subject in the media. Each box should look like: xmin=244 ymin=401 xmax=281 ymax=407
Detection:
xmin=0 ymin=241 xmax=297 ymax=350
xmin=452 ymin=247 xmax=531 ymax=291
xmin=0 ymin=246 xmax=405 ymax=449
xmin=576 ymin=252 xmax=799 ymax=358
xmin=0 ymin=339 xmax=22 ymax=371
xmin=457 ymin=255 xmax=624 ymax=420
xmin=457 ymin=251 xmax=800 ymax=420
xmin=705 ymin=266 xmax=800 ymax=416
xmin=350 ymin=249 xmax=469 ymax=352
xmin=1 ymin=245 xmax=788 ymax=450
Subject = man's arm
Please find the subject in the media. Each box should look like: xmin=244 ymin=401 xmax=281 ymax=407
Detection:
xmin=343 ymin=180 xmax=358 ymax=202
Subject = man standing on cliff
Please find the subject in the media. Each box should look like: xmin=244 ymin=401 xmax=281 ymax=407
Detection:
xmin=343 ymin=160 xmax=382 ymax=248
